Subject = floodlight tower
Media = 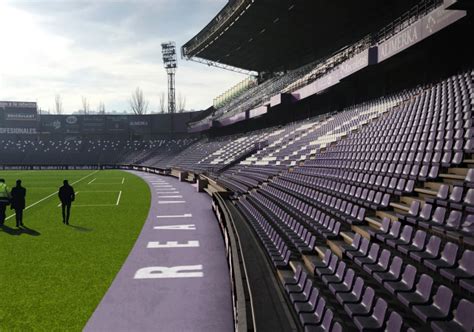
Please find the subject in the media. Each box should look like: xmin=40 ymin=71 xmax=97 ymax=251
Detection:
xmin=161 ymin=41 xmax=177 ymax=114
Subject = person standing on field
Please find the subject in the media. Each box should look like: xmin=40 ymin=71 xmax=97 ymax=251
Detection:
xmin=58 ymin=180 xmax=75 ymax=225
xmin=0 ymin=179 xmax=12 ymax=225
xmin=10 ymin=179 xmax=26 ymax=227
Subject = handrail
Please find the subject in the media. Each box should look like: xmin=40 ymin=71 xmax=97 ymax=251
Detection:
xmin=212 ymin=192 xmax=256 ymax=331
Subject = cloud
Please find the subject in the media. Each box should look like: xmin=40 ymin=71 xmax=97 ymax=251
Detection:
xmin=0 ymin=0 xmax=246 ymax=113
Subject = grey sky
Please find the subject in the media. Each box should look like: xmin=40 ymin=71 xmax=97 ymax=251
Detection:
xmin=0 ymin=0 xmax=246 ymax=113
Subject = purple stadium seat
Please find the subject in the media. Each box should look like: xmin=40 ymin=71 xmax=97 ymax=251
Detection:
xmin=347 ymin=238 xmax=370 ymax=260
xmin=397 ymin=274 xmax=433 ymax=307
xmin=440 ymin=248 xmax=473 ymax=281
xmin=322 ymin=261 xmax=347 ymax=285
xmin=299 ymin=297 xmax=326 ymax=327
xmin=336 ymin=277 xmax=365 ymax=305
xmin=355 ymin=243 xmax=381 ymax=267
xmin=367 ymin=218 xmax=391 ymax=237
xmin=412 ymin=285 xmax=453 ymax=322
xmin=353 ymin=298 xmax=388 ymax=331
xmin=410 ymin=235 xmax=441 ymax=262
xmin=424 ymin=242 xmax=458 ymax=272
xmin=385 ymin=264 xmax=417 ymax=295
xmin=374 ymin=256 xmax=403 ymax=285
xmin=295 ymin=287 xmax=320 ymax=314
xmin=386 ymin=225 xmax=414 ymax=248
xmin=431 ymin=299 xmax=474 ymax=332
xmin=397 ymin=230 xmax=427 ymax=255
xmin=363 ymin=249 xmax=391 ymax=275
xmin=343 ymin=286 xmax=375 ymax=318
xmin=329 ymin=268 xmax=355 ymax=294
xmin=290 ymin=278 xmax=314 ymax=303
xmin=385 ymin=311 xmax=404 ymax=332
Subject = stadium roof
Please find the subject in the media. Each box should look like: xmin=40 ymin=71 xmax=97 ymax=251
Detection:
xmin=182 ymin=0 xmax=424 ymax=73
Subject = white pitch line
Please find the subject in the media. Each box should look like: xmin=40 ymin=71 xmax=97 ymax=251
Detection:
xmin=158 ymin=201 xmax=186 ymax=204
xmin=121 ymin=177 xmax=125 ymax=184
xmin=73 ymin=204 xmax=117 ymax=207
xmin=77 ymin=191 xmax=121 ymax=193
xmin=88 ymin=178 xmax=96 ymax=185
xmin=7 ymin=170 xmax=98 ymax=220
xmin=158 ymin=195 xmax=183 ymax=198
xmin=157 ymin=213 xmax=192 ymax=218
xmin=116 ymin=190 xmax=122 ymax=206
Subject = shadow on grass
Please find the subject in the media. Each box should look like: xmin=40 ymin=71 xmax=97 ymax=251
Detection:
xmin=68 ymin=224 xmax=93 ymax=232
xmin=0 ymin=224 xmax=41 ymax=236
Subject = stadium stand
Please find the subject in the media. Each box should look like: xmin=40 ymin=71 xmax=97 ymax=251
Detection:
xmin=0 ymin=138 xmax=195 ymax=166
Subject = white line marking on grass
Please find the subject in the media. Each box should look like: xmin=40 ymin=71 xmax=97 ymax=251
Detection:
xmin=158 ymin=201 xmax=185 ymax=204
xmin=122 ymin=177 xmax=125 ymax=184
xmin=88 ymin=178 xmax=96 ymax=184
xmin=157 ymin=214 xmax=192 ymax=218
xmin=73 ymin=204 xmax=117 ymax=207
xmin=7 ymin=170 xmax=98 ymax=220
xmin=78 ymin=191 xmax=121 ymax=193
xmin=158 ymin=195 xmax=183 ymax=198
xmin=116 ymin=191 xmax=122 ymax=206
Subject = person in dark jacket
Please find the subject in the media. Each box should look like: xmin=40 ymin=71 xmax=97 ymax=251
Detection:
xmin=10 ymin=179 xmax=26 ymax=227
xmin=58 ymin=180 xmax=75 ymax=225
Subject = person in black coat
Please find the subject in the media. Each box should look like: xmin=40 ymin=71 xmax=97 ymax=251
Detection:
xmin=10 ymin=179 xmax=26 ymax=227
xmin=58 ymin=180 xmax=75 ymax=225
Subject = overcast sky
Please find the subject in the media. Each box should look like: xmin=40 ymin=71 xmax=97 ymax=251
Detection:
xmin=0 ymin=0 xmax=246 ymax=113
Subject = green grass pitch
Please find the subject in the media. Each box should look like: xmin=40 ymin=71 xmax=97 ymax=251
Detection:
xmin=0 ymin=170 xmax=151 ymax=331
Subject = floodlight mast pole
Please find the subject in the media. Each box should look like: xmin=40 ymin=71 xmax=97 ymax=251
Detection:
xmin=161 ymin=42 xmax=177 ymax=115
xmin=167 ymin=67 xmax=176 ymax=114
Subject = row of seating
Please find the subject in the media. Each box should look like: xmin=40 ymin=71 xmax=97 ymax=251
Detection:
xmin=341 ymin=237 xmax=472 ymax=327
xmin=283 ymin=265 xmax=343 ymax=331
xmin=369 ymin=220 xmax=473 ymax=292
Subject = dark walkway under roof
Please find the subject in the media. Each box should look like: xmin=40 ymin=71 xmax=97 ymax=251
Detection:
xmin=84 ymin=171 xmax=233 ymax=332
